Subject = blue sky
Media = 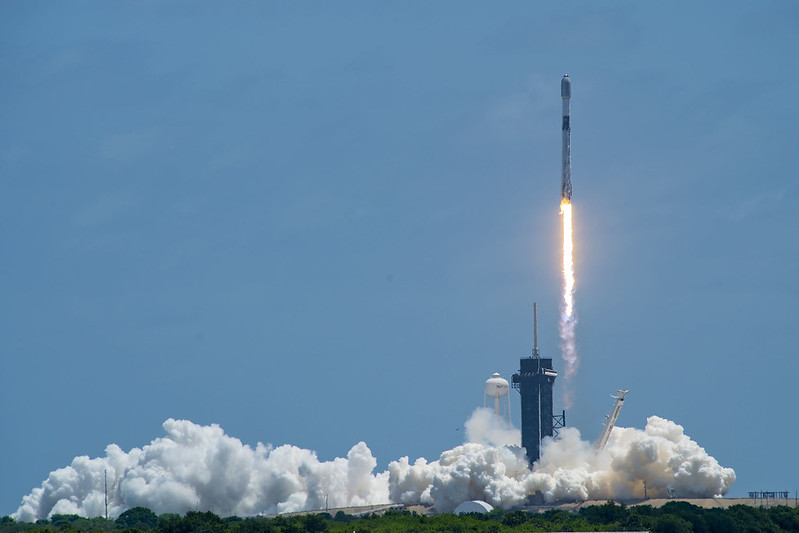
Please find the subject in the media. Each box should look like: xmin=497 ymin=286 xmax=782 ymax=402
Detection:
xmin=2 ymin=1 xmax=798 ymax=515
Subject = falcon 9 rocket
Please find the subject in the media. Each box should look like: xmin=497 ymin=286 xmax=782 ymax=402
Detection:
xmin=561 ymin=74 xmax=572 ymax=203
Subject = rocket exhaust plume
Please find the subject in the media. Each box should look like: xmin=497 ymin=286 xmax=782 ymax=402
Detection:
xmin=559 ymin=74 xmax=578 ymax=401
xmin=559 ymin=200 xmax=577 ymax=377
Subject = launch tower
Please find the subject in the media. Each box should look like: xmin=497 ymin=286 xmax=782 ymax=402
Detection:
xmin=512 ymin=303 xmax=563 ymax=465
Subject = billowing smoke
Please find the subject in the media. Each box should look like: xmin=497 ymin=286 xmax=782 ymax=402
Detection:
xmin=13 ymin=419 xmax=388 ymax=521
xmin=13 ymin=414 xmax=734 ymax=521
xmin=530 ymin=417 xmax=735 ymax=502
xmin=390 ymin=414 xmax=735 ymax=512
xmin=464 ymin=408 xmax=520 ymax=448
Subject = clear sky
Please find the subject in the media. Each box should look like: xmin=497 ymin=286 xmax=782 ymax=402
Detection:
xmin=2 ymin=1 xmax=798 ymax=516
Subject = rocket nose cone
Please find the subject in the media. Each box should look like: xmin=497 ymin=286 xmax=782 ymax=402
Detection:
xmin=561 ymin=74 xmax=571 ymax=99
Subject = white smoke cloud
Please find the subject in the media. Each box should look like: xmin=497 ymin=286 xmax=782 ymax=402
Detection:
xmin=13 ymin=419 xmax=388 ymax=522
xmin=464 ymin=408 xmax=520 ymax=448
xmin=13 ymin=414 xmax=734 ymax=521
xmin=389 ymin=414 xmax=735 ymax=512
xmin=527 ymin=416 xmax=736 ymax=502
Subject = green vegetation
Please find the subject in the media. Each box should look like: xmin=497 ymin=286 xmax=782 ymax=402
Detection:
xmin=3 ymin=501 xmax=799 ymax=533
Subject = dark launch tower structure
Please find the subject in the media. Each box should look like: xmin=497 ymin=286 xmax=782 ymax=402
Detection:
xmin=512 ymin=303 xmax=563 ymax=465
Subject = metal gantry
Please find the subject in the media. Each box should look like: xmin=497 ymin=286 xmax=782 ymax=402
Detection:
xmin=595 ymin=390 xmax=629 ymax=450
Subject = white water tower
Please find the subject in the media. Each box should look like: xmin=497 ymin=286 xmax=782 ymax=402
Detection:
xmin=484 ymin=372 xmax=511 ymax=423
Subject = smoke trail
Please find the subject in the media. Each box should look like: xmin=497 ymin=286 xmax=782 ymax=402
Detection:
xmin=559 ymin=200 xmax=578 ymax=401
xmin=14 ymin=414 xmax=734 ymax=520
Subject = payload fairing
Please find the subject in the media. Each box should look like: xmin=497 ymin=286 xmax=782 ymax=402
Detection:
xmin=561 ymin=74 xmax=572 ymax=203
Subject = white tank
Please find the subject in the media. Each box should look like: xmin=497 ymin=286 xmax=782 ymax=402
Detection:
xmin=484 ymin=372 xmax=509 ymax=397
xmin=483 ymin=372 xmax=511 ymax=423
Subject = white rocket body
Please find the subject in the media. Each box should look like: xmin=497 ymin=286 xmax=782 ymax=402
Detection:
xmin=561 ymin=74 xmax=572 ymax=202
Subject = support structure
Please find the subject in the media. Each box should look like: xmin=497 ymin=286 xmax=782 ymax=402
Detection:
xmin=553 ymin=410 xmax=566 ymax=438
xmin=595 ymin=390 xmax=629 ymax=449
xmin=512 ymin=303 xmax=559 ymax=465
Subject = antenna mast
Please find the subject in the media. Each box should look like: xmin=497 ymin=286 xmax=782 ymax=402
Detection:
xmin=533 ymin=302 xmax=540 ymax=357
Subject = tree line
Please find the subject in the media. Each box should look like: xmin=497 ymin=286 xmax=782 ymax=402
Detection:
xmin=3 ymin=500 xmax=799 ymax=532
